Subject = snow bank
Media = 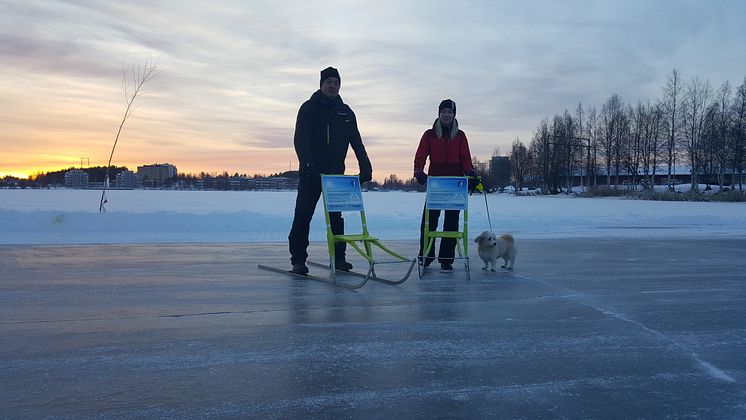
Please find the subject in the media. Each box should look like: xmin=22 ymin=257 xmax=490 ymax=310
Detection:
xmin=1 ymin=189 xmax=744 ymax=245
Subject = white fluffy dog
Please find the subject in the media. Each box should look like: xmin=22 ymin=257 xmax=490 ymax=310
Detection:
xmin=474 ymin=231 xmax=517 ymax=271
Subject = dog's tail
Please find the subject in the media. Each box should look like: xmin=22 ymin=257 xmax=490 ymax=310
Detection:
xmin=500 ymin=233 xmax=514 ymax=244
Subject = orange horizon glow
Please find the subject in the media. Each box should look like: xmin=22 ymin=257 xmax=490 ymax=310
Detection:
xmin=2 ymin=171 xmax=34 ymax=179
xmin=4 ymin=161 xmax=414 ymax=184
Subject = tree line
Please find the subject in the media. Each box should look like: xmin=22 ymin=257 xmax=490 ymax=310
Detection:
xmin=509 ymin=70 xmax=746 ymax=194
xmin=30 ymin=166 xmax=130 ymax=185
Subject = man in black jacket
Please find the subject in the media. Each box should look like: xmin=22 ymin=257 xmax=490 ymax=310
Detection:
xmin=288 ymin=67 xmax=373 ymax=274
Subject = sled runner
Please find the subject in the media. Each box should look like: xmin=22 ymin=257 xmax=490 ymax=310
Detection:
xmin=419 ymin=176 xmax=471 ymax=280
xmin=257 ymin=263 xmax=370 ymax=290
xmin=259 ymin=174 xmax=416 ymax=289
xmin=306 ymin=260 xmax=416 ymax=286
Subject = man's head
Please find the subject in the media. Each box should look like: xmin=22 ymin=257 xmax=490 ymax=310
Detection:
xmin=320 ymin=66 xmax=341 ymax=98
xmin=438 ymin=99 xmax=456 ymax=125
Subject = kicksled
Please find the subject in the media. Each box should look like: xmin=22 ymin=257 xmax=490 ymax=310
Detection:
xmin=259 ymin=174 xmax=417 ymax=289
xmin=258 ymin=259 xmax=416 ymax=290
xmin=417 ymin=176 xmax=471 ymax=281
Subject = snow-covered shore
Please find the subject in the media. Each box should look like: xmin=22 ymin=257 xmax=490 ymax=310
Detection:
xmin=1 ymin=189 xmax=744 ymax=245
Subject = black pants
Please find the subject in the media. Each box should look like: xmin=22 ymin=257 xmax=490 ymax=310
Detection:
xmin=418 ymin=207 xmax=460 ymax=264
xmin=288 ymin=176 xmax=345 ymax=265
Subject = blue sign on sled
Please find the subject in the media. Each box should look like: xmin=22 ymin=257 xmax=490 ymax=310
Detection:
xmin=426 ymin=177 xmax=468 ymax=210
xmin=322 ymin=175 xmax=364 ymax=212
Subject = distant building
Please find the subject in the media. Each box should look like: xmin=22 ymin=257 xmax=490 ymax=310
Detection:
xmin=64 ymin=169 xmax=89 ymax=188
xmin=115 ymin=170 xmax=138 ymax=188
xmin=490 ymin=156 xmax=511 ymax=189
xmin=248 ymin=176 xmax=297 ymax=190
xmin=196 ymin=175 xmax=218 ymax=190
xmin=229 ymin=176 xmax=251 ymax=190
xmin=137 ymin=163 xmax=177 ymax=186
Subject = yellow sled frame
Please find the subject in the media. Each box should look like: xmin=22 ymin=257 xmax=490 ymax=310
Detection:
xmin=319 ymin=174 xmax=416 ymax=288
xmin=419 ymin=176 xmax=470 ymax=280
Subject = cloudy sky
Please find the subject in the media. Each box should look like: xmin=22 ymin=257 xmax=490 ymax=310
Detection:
xmin=2 ymin=0 xmax=745 ymax=181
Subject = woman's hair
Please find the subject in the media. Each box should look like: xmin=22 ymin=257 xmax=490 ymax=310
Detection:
xmin=434 ymin=118 xmax=458 ymax=139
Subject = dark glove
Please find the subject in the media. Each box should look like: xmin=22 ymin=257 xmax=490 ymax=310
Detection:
xmin=303 ymin=166 xmax=321 ymax=182
xmin=414 ymin=170 xmax=428 ymax=185
xmin=359 ymin=169 xmax=372 ymax=183
xmin=467 ymin=171 xmax=484 ymax=194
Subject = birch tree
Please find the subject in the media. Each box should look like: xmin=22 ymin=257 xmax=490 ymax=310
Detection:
xmin=600 ymin=94 xmax=624 ymax=186
xmin=510 ymin=138 xmax=530 ymax=191
xmin=712 ymin=81 xmax=732 ymax=188
xmin=681 ymin=76 xmax=711 ymax=191
xmin=661 ymin=69 xmax=683 ymax=190
xmin=732 ymin=78 xmax=746 ymax=190
xmin=585 ymin=106 xmax=600 ymax=187
xmin=99 ymin=58 xmax=160 ymax=212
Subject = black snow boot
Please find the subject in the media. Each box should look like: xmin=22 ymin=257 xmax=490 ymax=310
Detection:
xmin=335 ymin=260 xmax=353 ymax=271
xmin=291 ymin=263 xmax=309 ymax=275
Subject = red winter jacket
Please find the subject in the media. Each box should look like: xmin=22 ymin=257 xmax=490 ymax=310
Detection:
xmin=413 ymin=120 xmax=474 ymax=176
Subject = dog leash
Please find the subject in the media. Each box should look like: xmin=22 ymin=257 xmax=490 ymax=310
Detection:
xmin=469 ymin=176 xmax=494 ymax=232
xmin=482 ymin=192 xmax=493 ymax=232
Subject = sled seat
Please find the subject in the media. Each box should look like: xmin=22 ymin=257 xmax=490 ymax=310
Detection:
xmin=420 ymin=176 xmax=470 ymax=279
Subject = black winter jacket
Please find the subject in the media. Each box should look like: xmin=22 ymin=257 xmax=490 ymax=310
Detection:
xmin=294 ymin=90 xmax=372 ymax=177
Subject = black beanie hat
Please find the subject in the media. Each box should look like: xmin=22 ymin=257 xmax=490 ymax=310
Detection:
xmin=320 ymin=67 xmax=341 ymax=86
xmin=439 ymin=99 xmax=456 ymax=114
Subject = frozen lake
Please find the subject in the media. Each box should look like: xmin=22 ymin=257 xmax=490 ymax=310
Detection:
xmin=2 ymin=189 xmax=746 ymax=417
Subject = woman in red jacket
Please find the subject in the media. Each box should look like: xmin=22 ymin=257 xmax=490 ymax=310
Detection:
xmin=413 ymin=99 xmax=476 ymax=270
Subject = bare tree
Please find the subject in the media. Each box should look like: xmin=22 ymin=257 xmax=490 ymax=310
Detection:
xmin=99 ymin=58 xmax=160 ymax=212
xmin=631 ymin=101 xmax=662 ymax=189
xmin=617 ymin=107 xmax=631 ymax=186
xmin=485 ymin=149 xmax=503 ymax=190
xmin=551 ymin=113 xmax=569 ymax=191
xmin=641 ymin=103 xmax=665 ymax=189
xmin=564 ymin=109 xmax=583 ymax=191
xmin=600 ymin=94 xmax=625 ymax=186
xmin=732 ymin=78 xmax=746 ymax=190
xmin=576 ymin=102 xmax=592 ymax=189
xmin=382 ymin=174 xmax=403 ymax=190
xmin=471 ymin=156 xmax=489 ymax=178
xmin=637 ymin=103 xmax=652 ymax=187
xmin=681 ymin=76 xmax=711 ymax=191
xmin=510 ymin=138 xmax=530 ymax=191
xmin=585 ymin=106 xmax=600 ymax=187
xmin=700 ymin=103 xmax=719 ymax=186
xmin=623 ymin=102 xmax=646 ymax=186
xmin=661 ymin=69 xmax=683 ymax=190
xmin=531 ymin=119 xmax=552 ymax=193
xmin=712 ymin=81 xmax=732 ymax=188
